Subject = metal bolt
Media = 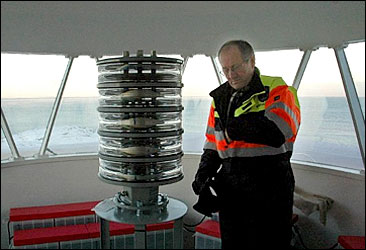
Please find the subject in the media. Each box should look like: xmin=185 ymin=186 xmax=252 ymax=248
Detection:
xmin=137 ymin=50 xmax=144 ymax=57
xmin=121 ymin=190 xmax=129 ymax=197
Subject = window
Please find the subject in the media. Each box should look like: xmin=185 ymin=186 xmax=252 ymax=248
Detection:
xmin=47 ymin=56 xmax=99 ymax=156
xmin=255 ymin=49 xmax=303 ymax=86
xmin=1 ymin=53 xmax=67 ymax=159
xmin=345 ymin=42 xmax=365 ymax=118
xmin=1 ymin=54 xmax=99 ymax=160
xmin=182 ymin=55 xmax=220 ymax=153
xmin=294 ymin=46 xmax=364 ymax=171
xmin=2 ymin=44 xmax=364 ymax=173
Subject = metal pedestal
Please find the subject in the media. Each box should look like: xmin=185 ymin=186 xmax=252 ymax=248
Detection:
xmin=93 ymin=197 xmax=188 ymax=249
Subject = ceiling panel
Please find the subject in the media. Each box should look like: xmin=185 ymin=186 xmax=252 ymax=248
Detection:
xmin=1 ymin=1 xmax=364 ymax=57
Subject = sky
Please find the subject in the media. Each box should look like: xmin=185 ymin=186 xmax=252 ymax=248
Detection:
xmin=1 ymin=42 xmax=364 ymax=99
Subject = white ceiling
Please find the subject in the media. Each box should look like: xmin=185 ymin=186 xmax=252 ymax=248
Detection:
xmin=1 ymin=1 xmax=365 ymax=57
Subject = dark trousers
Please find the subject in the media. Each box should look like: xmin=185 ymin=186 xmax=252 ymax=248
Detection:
xmin=214 ymin=158 xmax=295 ymax=249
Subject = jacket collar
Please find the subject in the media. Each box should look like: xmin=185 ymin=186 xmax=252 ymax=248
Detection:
xmin=209 ymin=67 xmax=265 ymax=100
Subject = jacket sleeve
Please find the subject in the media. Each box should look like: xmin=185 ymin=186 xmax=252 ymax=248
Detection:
xmin=226 ymin=111 xmax=285 ymax=148
xmin=226 ymin=85 xmax=301 ymax=148
xmin=192 ymin=101 xmax=223 ymax=195
xmin=192 ymin=149 xmax=222 ymax=195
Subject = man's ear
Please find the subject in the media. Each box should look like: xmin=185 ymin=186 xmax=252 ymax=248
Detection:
xmin=250 ymin=55 xmax=256 ymax=69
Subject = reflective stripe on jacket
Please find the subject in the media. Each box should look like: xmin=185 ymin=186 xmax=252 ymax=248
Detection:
xmin=203 ymin=72 xmax=301 ymax=159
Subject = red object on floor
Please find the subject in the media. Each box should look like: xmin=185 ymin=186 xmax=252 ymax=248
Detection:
xmin=338 ymin=235 xmax=365 ymax=249
xmin=14 ymin=221 xmax=174 ymax=247
xmin=195 ymin=213 xmax=298 ymax=240
xmin=85 ymin=222 xmax=135 ymax=237
xmin=9 ymin=200 xmax=101 ymax=221
xmin=195 ymin=220 xmax=221 ymax=238
xmin=13 ymin=224 xmax=89 ymax=246
xmin=146 ymin=221 xmax=174 ymax=231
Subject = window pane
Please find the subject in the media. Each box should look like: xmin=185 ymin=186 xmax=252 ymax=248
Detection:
xmin=182 ymin=97 xmax=212 ymax=153
xmin=1 ymin=98 xmax=55 ymax=159
xmin=182 ymin=55 xmax=219 ymax=153
xmin=345 ymin=42 xmax=365 ymax=118
xmin=47 ymin=56 xmax=99 ymax=155
xmin=255 ymin=49 xmax=303 ymax=86
xmin=1 ymin=53 xmax=67 ymax=159
xmin=294 ymin=47 xmax=364 ymax=171
xmin=47 ymin=97 xmax=99 ymax=155
xmin=1 ymin=128 xmax=11 ymax=160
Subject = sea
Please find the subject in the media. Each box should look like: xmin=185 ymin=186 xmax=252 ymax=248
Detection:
xmin=1 ymin=96 xmax=365 ymax=171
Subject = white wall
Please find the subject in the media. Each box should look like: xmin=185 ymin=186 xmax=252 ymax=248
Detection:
xmin=291 ymin=162 xmax=365 ymax=248
xmin=1 ymin=154 xmax=364 ymax=249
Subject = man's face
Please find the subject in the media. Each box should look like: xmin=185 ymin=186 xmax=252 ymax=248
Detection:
xmin=219 ymin=46 xmax=255 ymax=90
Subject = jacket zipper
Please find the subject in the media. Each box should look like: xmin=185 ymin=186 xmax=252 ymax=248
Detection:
xmin=223 ymin=91 xmax=239 ymax=144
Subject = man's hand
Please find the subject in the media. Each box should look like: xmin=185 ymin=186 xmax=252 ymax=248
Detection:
xmin=192 ymin=177 xmax=208 ymax=195
xmin=192 ymin=149 xmax=222 ymax=195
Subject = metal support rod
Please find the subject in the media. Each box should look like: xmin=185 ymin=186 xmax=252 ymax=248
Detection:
xmin=38 ymin=57 xmax=74 ymax=156
xmin=334 ymin=46 xmax=365 ymax=169
xmin=100 ymin=218 xmax=110 ymax=249
xmin=181 ymin=56 xmax=190 ymax=75
xmin=292 ymin=50 xmax=312 ymax=90
xmin=210 ymin=56 xmax=224 ymax=85
xmin=1 ymin=108 xmax=22 ymax=159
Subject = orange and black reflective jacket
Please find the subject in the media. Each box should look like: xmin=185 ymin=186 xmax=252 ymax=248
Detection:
xmin=203 ymin=68 xmax=301 ymax=160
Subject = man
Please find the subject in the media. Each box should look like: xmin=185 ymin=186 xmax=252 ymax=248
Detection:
xmin=192 ymin=40 xmax=301 ymax=248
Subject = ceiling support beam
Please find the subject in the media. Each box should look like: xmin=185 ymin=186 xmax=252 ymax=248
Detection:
xmin=292 ymin=50 xmax=313 ymax=90
xmin=210 ymin=56 xmax=224 ymax=85
xmin=37 ymin=57 xmax=74 ymax=157
xmin=1 ymin=108 xmax=23 ymax=160
xmin=334 ymin=46 xmax=365 ymax=169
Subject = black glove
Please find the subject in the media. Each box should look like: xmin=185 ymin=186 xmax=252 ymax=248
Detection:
xmin=192 ymin=149 xmax=222 ymax=195
xmin=192 ymin=175 xmax=209 ymax=195
xmin=193 ymin=185 xmax=220 ymax=217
